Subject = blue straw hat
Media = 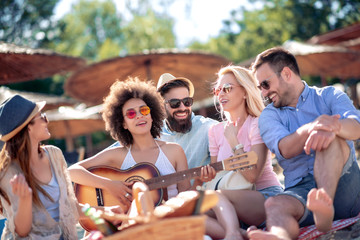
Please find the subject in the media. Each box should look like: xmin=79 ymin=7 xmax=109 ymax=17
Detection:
xmin=0 ymin=95 xmax=46 ymax=141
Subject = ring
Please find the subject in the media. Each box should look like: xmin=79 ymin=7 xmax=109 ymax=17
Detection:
xmin=125 ymin=193 xmax=130 ymax=198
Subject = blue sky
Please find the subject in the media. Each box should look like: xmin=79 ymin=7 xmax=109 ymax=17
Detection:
xmin=54 ymin=0 xmax=259 ymax=48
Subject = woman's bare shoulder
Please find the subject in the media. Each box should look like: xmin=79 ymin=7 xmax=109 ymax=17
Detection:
xmin=80 ymin=145 xmax=129 ymax=167
xmin=156 ymin=140 xmax=183 ymax=151
xmin=99 ymin=146 xmax=128 ymax=158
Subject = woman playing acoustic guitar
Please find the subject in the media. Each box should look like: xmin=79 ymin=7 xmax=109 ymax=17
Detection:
xmin=68 ymin=77 xmax=215 ymax=220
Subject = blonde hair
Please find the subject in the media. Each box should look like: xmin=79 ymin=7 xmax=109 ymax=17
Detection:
xmin=215 ymin=65 xmax=264 ymax=120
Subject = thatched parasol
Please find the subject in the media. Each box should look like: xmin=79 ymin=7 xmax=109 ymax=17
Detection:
xmin=0 ymin=42 xmax=86 ymax=84
xmin=64 ymin=49 xmax=231 ymax=105
xmin=0 ymin=86 xmax=78 ymax=111
xmin=46 ymin=104 xmax=105 ymax=152
xmin=307 ymin=22 xmax=360 ymax=51
xmin=283 ymin=40 xmax=360 ymax=79
xmin=240 ymin=40 xmax=360 ymax=80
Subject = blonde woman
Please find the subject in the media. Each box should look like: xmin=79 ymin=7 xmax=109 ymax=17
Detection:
xmin=206 ymin=66 xmax=283 ymax=240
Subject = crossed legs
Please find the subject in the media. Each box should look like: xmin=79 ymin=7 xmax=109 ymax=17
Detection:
xmin=248 ymin=137 xmax=349 ymax=240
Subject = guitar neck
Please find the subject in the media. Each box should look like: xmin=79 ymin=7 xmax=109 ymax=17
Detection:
xmin=144 ymin=161 xmax=224 ymax=190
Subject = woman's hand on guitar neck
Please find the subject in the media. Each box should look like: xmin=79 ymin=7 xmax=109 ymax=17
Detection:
xmin=104 ymin=180 xmax=133 ymax=208
xmin=200 ymin=165 xmax=216 ymax=182
xmin=192 ymin=165 xmax=216 ymax=189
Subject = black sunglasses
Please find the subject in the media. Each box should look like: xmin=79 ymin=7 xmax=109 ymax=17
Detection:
xmin=257 ymin=80 xmax=271 ymax=90
xmin=165 ymin=97 xmax=193 ymax=109
xmin=257 ymin=69 xmax=284 ymax=91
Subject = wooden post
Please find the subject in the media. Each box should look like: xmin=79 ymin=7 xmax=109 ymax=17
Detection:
xmin=64 ymin=121 xmax=74 ymax=152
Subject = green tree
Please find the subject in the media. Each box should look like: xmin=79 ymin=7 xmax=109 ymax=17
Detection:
xmin=124 ymin=8 xmax=176 ymax=53
xmin=0 ymin=0 xmax=59 ymax=47
xmin=122 ymin=0 xmax=176 ymax=53
xmin=48 ymin=0 xmax=176 ymax=61
xmin=47 ymin=0 xmax=125 ymax=61
xmin=189 ymin=0 xmax=360 ymax=63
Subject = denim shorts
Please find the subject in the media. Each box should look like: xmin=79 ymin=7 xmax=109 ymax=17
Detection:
xmin=259 ymin=185 xmax=284 ymax=200
xmin=279 ymin=154 xmax=360 ymax=227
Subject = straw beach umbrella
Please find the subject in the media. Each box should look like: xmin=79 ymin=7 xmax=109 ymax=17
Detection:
xmin=240 ymin=40 xmax=360 ymax=80
xmin=0 ymin=86 xmax=77 ymax=111
xmin=46 ymin=104 xmax=105 ymax=152
xmin=65 ymin=49 xmax=231 ymax=106
xmin=307 ymin=22 xmax=360 ymax=51
xmin=0 ymin=42 xmax=86 ymax=84
xmin=282 ymin=40 xmax=360 ymax=80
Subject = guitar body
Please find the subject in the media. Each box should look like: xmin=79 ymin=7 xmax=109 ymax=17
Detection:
xmin=75 ymin=163 xmax=163 ymax=232
xmin=74 ymin=151 xmax=258 ymax=232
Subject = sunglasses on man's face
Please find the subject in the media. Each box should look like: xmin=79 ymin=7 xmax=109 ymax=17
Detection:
xmin=33 ymin=113 xmax=48 ymax=123
xmin=257 ymin=80 xmax=271 ymax=90
xmin=165 ymin=97 xmax=193 ymax=109
xmin=213 ymin=83 xmax=238 ymax=96
xmin=125 ymin=105 xmax=151 ymax=119
xmin=257 ymin=70 xmax=282 ymax=91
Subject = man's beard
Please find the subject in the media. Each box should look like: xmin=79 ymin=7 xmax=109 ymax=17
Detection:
xmin=165 ymin=109 xmax=192 ymax=133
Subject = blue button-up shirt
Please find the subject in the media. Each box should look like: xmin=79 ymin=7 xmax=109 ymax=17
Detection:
xmin=259 ymin=82 xmax=360 ymax=188
xmin=160 ymin=112 xmax=218 ymax=169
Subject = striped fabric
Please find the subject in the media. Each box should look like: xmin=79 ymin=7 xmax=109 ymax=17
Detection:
xmin=298 ymin=214 xmax=360 ymax=240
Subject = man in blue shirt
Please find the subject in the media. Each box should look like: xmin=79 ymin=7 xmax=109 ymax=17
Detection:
xmin=157 ymin=73 xmax=218 ymax=170
xmin=248 ymin=47 xmax=360 ymax=240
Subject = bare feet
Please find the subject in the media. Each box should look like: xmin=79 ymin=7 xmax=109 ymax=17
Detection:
xmin=247 ymin=226 xmax=294 ymax=240
xmin=224 ymin=230 xmax=244 ymax=240
xmin=307 ymin=188 xmax=334 ymax=232
xmin=247 ymin=229 xmax=284 ymax=240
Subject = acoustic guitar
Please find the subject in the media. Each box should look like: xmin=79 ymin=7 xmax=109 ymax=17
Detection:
xmin=75 ymin=151 xmax=257 ymax=231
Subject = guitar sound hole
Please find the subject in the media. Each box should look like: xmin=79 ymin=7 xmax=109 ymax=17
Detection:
xmin=126 ymin=175 xmax=146 ymax=182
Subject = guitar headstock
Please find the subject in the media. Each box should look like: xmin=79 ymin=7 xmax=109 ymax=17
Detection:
xmin=222 ymin=151 xmax=258 ymax=171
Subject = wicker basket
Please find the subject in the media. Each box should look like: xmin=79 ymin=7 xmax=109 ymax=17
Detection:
xmin=104 ymin=215 xmax=206 ymax=240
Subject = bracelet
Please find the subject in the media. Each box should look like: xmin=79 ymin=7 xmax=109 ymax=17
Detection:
xmin=232 ymin=143 xmax=244 ymax=153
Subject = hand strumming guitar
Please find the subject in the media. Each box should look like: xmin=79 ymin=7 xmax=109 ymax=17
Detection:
xmin=103 ymin=180 xmax=133 ymax=208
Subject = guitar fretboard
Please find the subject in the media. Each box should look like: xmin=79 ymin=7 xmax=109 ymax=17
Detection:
xmin=144 ymin=161 xmax=224 ymax=190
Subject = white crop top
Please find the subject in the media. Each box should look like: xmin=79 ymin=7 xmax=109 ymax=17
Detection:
xmin=121 ymin=141 xmax=178 ymax=198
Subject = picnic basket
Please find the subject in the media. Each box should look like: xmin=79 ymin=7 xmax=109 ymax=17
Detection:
xmin=104 ymin=215 xmax=206 ymax=240
xmin=96 ymin=182 xmax=217 ymax=240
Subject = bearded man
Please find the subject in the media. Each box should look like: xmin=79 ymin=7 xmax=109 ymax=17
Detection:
xmin=157 ymin=73 xmax=218 ymax=170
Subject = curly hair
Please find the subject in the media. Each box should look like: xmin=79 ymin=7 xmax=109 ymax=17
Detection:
xmin=102 ymin=77 xmax=166 ymax=146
